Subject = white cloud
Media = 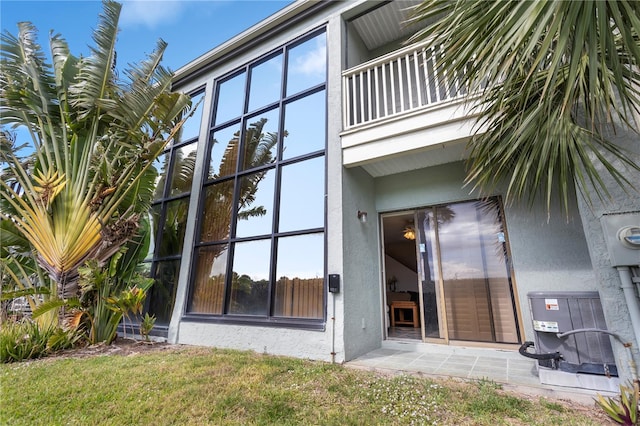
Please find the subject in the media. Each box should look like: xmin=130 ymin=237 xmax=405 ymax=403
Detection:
xmin=120 ymin=1 xmax=185 ymax=29
xmin=440 ymin=260 xmax=482 ymax=280
xmin=290 ymin=37 xmax=326 ymax=76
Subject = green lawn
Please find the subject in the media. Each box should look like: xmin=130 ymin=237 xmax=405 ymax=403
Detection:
xmin=0 ymin=345 xmax=609 ymax=425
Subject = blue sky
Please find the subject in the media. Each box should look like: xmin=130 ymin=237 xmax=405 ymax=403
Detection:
xmin=1 ymin=0 xmax=293 ymax=71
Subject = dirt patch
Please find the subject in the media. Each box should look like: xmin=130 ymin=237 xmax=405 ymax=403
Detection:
xmin=48 ymin=338 xmax=180 ymax=360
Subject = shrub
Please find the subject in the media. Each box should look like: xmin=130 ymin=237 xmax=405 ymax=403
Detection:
xmin=597 ymin=383 xmax=639 ymax=425
xmin=0 ymin=320 xmax=80 ymax=362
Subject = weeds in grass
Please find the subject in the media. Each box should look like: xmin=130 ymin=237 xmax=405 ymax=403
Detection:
xmin=539 ymin=397 xmax=565 ymax=413
xmin=475 ymin=376 xmax=502 ymax=390
xmin=359 ymin=374 xmax=445 ymax=425
xmin=459 ymin=376 xmax=533 ymax=422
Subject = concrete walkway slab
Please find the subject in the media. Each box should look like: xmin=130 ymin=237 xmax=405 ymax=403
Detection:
xmin=345 ymin=340 xmax=618 ymax=406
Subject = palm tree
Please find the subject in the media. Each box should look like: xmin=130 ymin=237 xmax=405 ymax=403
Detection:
xmin=0 ymin=0 xmax=192 ymax=326
xmin=407 ymin=1 xmax=640 ymax=214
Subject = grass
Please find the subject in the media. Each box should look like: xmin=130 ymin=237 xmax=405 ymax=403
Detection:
xmin=0 ymin=345 xmax=607 ymax=425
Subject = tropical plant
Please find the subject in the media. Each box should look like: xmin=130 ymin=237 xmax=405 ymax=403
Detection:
xmin=0 ymin=216 xmax=57 ymax=328
xmin=139 ymin=313 xmax=156 ymax=342
xmin=596 ymin=383 xmax=639 ymax=425
xmin=68 ymin=255 xmax=153 ymax=345
xmin=407 ymin=1 xmax=640 ymax=214
xmin=0 ymin=0 xmax=192 ymax=326
xmin=0 ymin=319 xmax=81 ymax=362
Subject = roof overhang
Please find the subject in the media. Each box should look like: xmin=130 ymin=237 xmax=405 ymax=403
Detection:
xmin=172 ymin=0 xmax=330 ymax=88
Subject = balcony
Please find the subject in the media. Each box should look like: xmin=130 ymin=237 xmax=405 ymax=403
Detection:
xmin=341 ymin=41 xmax=482 ymax=175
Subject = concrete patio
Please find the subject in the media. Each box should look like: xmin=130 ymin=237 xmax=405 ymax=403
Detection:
xmin=346 ymin=340 xmax=617 ymax=405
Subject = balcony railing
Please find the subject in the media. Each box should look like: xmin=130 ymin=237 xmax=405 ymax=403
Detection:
xmin=342 ymin=40 xmax=467 ymax=131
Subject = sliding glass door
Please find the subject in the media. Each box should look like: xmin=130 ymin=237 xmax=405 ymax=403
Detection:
xmin=385 ymin=197 xmax=520 ymax=344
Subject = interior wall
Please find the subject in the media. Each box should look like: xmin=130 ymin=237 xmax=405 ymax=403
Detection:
xmin=384 ymin=254 xmax=418 ymax=293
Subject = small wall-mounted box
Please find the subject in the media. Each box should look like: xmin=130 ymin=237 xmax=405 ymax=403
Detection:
xmin=328 ymin=274 xmax=340 ymax=293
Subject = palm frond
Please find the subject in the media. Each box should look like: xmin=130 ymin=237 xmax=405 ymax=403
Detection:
xmin=69 ymin=0 xmax=120 ymax=117
xmin=1 ymin=0 xmax=195 ymax=328
xmin=408 ymin=0 xmax=640 ymax=215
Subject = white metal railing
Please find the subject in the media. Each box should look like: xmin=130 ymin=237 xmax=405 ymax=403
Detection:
xmin=342 ymin=40 xmax=468 ymax=131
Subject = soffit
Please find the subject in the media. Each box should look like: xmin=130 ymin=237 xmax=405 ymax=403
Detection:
xmin=360 ymin=140 xmax=468 ymax=178
xmin=350 ymin=0 xmax=424 ymax=50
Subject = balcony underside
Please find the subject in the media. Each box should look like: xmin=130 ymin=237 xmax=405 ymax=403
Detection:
xmin=341 ymin=100 xmax=484 ymax=177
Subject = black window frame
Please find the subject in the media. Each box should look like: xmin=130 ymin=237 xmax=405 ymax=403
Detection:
xmin=143 ymin=87 xmax=206 ymax=331
xmin=184 ymin=27 xmax=328 ymax=330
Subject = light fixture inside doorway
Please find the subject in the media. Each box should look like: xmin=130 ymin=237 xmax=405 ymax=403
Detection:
xmin=403 ymin=225 xmax=416 ymax=240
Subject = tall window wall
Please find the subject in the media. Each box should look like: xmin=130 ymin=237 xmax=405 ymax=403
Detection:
xmin=186 ymin=28 xmax=327 ymax=327
xmin=145 ymin=90 xmax=205 ymax=327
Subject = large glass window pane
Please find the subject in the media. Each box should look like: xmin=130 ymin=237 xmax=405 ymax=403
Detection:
xmin=248 ymin=53 xmax=283 ymax=112
xmin=158 ymin=197 xmax=190 ymax=257
xmin=188 ymin=29 xmax=327 ymax=324
xmin=208 ymin=125 xmax=241 ymax=179
xmin=416 ymin=208 xmax=442 ymax=339
xmin=242 ymin=109 xmax=279 ymax=171
xmin=148 ymin=260 xmax=181 ymax=326
xmin=283 ymin=90 xmax=325 ymax=159
xmin=286 ymin=33 xmax=326 ymax=96
xmin=168 ymin=142 xmax=197 ymax=196
xmin=279 ymin=157 xmax=324 ymax=232
xmin=177 ymin=91 xmax=205 ymax=143
xmin=235 ymin=169 xmax=275 ymax=238
xmin=229 ymin=239 xmax=271 ymax=316
xmin=274 ymin=233 xmax=324 ymax=319
xmin=152 ymin=152 xmax=169 ymax=200
xmin=215 ymin=72 xmax=246 ymax=125
xmin=437 ymin=199 xmax=518 ymax=343
xmin=188 ymin=245 xmax=229 ymax=314
xmin=200 ymin=180 xmax=235 ymax=243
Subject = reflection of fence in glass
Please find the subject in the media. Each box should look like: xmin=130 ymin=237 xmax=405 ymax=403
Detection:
xmin=274 ymin=277 xmax=324 ymax=319
xmin=443 ymin=276 xmax=517 ymax=343
xmin=190 ymin=273 xmax=225 ymax=314
xmin=189 ymin=272 xmax=323 ymax=319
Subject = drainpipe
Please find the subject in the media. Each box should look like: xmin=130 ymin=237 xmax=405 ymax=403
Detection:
xmin=330 ymin=292 xmax=336 ymax=364
xmin=618 ymin=266 xmax=640 ymax=351
xmin=616 ymin=266 xmax=640 ymax=389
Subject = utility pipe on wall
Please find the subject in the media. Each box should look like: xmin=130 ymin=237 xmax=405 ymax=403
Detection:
xmin=618 ymin=266 xmax=640 ymax=351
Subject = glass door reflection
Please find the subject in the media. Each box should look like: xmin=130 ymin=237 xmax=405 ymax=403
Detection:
xmin=384 ymin=198 xmax=520 ymax=345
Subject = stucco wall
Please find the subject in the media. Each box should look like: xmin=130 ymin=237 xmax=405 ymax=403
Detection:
xmin=575 ymin=121 xmax=640 ymax=383
xmin=341 ymin=166 xmax=383 ymax=360
xmin=177 ymin=321 xmax=334 ymax=361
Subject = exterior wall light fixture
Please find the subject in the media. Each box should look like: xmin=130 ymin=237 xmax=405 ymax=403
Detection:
xmin=357 ymin=210 xmax=368 ymax=223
